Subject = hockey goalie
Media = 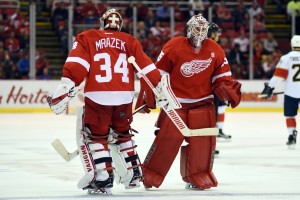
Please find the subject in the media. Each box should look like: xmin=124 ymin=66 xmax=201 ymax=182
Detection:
xmin=47 ymin=8 xmax=180 ymax=195
xmin=135 ymin=14 xmax=242 ymax=190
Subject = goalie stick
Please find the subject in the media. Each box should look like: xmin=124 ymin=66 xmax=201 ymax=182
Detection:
xmin=257 ymin=91 xmax=284 ymax=98
xmin=52 ymin=139 xmax=79 ymax=162
xmin=127 ymin=56 xmax=218 ymax=137
xmin=51 ymin=104 xmax=148 ymax=162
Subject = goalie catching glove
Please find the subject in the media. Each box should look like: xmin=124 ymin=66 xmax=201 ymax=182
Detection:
xmin=47 ymin=77 xmax=77 ymax=115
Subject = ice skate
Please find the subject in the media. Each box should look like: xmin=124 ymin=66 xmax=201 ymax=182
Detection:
xmin=84 ymin=183 xmax=113 ymax=195
xmin=143 ymin=181 xmax=152 ymax=191
xmin=125 ymin=167 xmax=143 ymax=189
xmin=144 ymin=185 xmax=152 ymax=191
xmin=217 ymin=129 xmax=231 ymax=142
xmin=87 ymin=187 xmax=112 ymax=195
xmin=213 ymin=149 xmax=219 ymax=157
xmin=83 ymin=173 xmax=114 ymax=195
xmin=286 ymin=130 xmax=297 ymax=149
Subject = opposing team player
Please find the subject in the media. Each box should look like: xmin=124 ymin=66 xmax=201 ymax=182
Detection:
xmin=136 ymin=14 xmax=241 ymax=190
xmin=47 ymin=9 xmax=178 ymax=195
xmin=260 ymin=35 xmax=300 ymax=148
xmin=207 ymin=22 xmax=232 ymax=141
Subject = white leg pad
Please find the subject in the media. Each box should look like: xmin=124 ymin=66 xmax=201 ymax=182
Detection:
xmin=77 ymin=174 xmax=94 ymax=189
xmin=109 ymin=143 xmax=133 ymax=186
xmin=109 ymin=140 xmax=142 ymax=189
xmin=76 ymin=107 xmax=112 ymax=190
xmin=75 ymin=107 xmax=95 ymax=189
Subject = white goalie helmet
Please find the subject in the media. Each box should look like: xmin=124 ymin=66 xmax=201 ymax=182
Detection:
xmin=186 ymin=14 xmax=209 ymax=48
xmin=291 ymin=35 xmax=300 ymax=49
xmin=100 ymin=9 xmax=123 ymax=31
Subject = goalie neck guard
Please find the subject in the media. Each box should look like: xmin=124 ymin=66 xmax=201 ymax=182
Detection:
xmin=100 ymin=9 xmax=123 ymax=31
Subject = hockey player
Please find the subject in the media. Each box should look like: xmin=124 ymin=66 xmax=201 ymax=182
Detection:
xmin=136 ymin=14 xmax=241 ymax=190
xmin=260 ymin=35 xmax=300 ymax=148
xmin=207 ymin=23 xmax=231 ymax=156
xmin=47 ymin=9 xmax=178 ymax=195
xmin=207 ymin=22 xmax=232 ymax=141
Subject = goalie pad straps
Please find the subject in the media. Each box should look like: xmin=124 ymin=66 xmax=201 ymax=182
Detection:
xmin=109 ymin=129 xmax=143 ymax=189
xmin=77 ymin=128 xmax=114 ymax=190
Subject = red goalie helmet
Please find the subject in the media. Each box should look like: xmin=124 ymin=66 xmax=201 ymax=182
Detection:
xmin=100 ymin=9 xmax=123 ymax=31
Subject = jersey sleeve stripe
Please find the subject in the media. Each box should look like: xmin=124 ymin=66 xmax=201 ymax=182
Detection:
xmin=66 ymin=57 xmax=90 ymax=71
xmin=273 ymin=68 xmax=288 ymax=79
xmin=211 ymin=71 xmax=232 ymax=83
xmin=136 ymin=63 xmax=156 ymax=78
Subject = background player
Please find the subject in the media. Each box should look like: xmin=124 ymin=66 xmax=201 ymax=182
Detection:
xmin=260 ymin=35 xmax=300 ymax=148
xmin=207 ymin=22 xmax=232 ymax=141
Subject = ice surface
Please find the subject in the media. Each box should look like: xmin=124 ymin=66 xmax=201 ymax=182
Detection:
xmin=0 ymin=112 xmax=299 ymax=200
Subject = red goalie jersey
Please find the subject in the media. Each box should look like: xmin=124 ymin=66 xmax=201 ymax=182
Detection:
xmin=62 ymin=29 xmax=160 ymax=105
xmin=155 ymin=36 xmax=233 ymax=103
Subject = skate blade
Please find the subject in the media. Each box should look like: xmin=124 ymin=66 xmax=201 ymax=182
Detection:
xmin=87 ymin=188 xmax=112 ymax=195
xmin=144 ymin=187 xmax=151 ymax=191
xmin=217 ymin=138 xmax=232 ymax=143
xmin=185 ymin=184 xmax=204 ymax=190
xmin=143 ymin=184 xmax=152 ymax=191
xmin=125 ymin=184 xmax=140 ymax=189
xmin=213 ymin=150 xmax=220 ymax=158
xmin=287 ymin=144 xmax=296 ymax=150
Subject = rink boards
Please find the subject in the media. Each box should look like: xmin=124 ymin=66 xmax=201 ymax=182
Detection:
xmin=0 ymin=80 xmax=287 ymax=113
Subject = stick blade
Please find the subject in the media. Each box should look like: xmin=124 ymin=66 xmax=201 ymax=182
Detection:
xmin=52 ymin=139 xmax=73 ymax=162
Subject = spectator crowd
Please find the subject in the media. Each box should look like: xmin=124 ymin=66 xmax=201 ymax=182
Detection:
xmin=0 ymin=0 xmax=50 ymax=79
xmin=0 ymin=0 xmax=296 ymax=80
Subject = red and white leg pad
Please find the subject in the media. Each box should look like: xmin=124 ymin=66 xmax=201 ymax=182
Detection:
xmin=143 ymin=104 xmax=217 ymax=189
xmin=180 ymin=105 xmax=218 ymax=189
xmin=76 ymin=107 xmax=113 ymax=195
xmin=180 ymin=143 xmax=217 ymax=189
xmin=142 ymin=109 xmax=185 ymax=188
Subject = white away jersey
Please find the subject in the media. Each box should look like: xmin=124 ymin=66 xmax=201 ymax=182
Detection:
xmin=272 ymin=51 xmax=300 ymax=98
